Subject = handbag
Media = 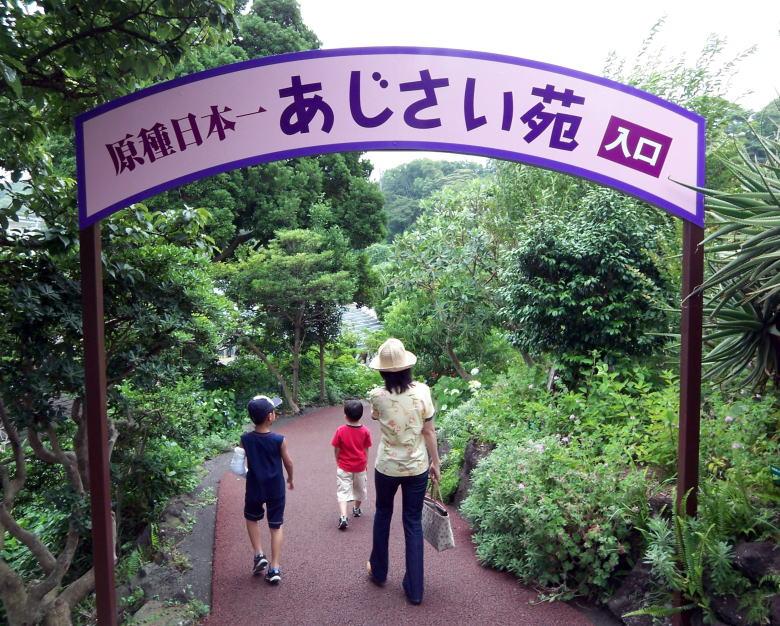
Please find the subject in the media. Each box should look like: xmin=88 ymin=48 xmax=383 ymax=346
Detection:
xmin=421 ymin=481 xmax=455 ymax=551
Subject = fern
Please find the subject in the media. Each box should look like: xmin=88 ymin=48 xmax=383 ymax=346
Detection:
xmin=634 ymin=492 xmax=763 ymax=623
xmin=115 ymin=547 xmax=146 ymax=584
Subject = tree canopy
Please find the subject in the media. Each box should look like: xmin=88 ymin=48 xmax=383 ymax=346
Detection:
xmin=382 ymin=181 xmax=505 ymax=379
xmin=150 ymin=0 xmax=386 ymax=256
xmin=223 ymin=228 xmax=356 ymax=411
xmin=499 ymin=188 xmax=674 ymax=365
xmin=380 ymin=158 xmax=487 ymax=237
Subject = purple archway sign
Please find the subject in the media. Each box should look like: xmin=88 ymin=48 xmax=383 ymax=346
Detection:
xmin=75 ymin=47 xmax=704 ymax=625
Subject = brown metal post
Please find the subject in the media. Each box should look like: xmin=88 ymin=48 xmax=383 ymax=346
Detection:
xmin=672 ymin=221 xmax=705 ymax=626
xmin=80 ymin=223 xmax=118 ymax=625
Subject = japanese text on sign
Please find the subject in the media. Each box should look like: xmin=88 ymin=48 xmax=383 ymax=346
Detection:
xmin=77 ymin=48 xmax=704 ymax=228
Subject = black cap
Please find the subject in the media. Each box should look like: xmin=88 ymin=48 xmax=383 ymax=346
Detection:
xmin=247 ymin=395 xmax=283 ymax=421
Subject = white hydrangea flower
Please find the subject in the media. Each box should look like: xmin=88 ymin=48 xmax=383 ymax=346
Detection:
xmin=470 ymin=367 xmax=480 ymax=376
xmin=468 ymin=380 xmax=482 ymax=390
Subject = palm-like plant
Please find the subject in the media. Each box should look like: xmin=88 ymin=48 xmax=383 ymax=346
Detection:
xmin=700 ymin=130 xmax=780 ymax=389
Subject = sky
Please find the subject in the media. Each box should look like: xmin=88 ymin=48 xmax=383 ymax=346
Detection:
xmin=297 ymin=0 xmax=780 ymax=178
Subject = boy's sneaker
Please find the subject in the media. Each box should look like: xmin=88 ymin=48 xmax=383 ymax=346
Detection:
xmin=353 ymin=507 xmax=362 ymax=518
xmin=338 ymin=516 xmax=349 ymax=530
xmin=265 ymin=567 xmax=282 ymax=585
xmin=252 ymin=553 xmax=268 ymax=576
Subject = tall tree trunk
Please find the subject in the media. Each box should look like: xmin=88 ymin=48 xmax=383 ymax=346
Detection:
xmin=242 ymin=339 xmax=299 ymax=413
xmin=41 ymin=601 xmax=72 ymax=626
xmin=521 ymin=351 xmax=535 ymax=368
xmin=444 ymin=341 xmax=472 ymax=381
xmin=546 ymin=365 xmax=558 ymax=391
xmin=292 ymin=322 xmax=302 ymax=408
xmin=319 ymin=339 xmax=326 ymax=404
xmin=0 ymin=562 xmax=29 ymax=626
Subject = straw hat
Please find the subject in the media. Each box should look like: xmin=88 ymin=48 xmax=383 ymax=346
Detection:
xmin=368 ymin=338 xmax=417 ymax=372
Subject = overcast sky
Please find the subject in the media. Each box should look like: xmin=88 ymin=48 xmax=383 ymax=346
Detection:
xmin=297 ymin=0 xmax=780 ymax=177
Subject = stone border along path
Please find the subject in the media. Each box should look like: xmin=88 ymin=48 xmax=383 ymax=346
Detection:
xmin=206 ymin=405 xmax=607 ymax=625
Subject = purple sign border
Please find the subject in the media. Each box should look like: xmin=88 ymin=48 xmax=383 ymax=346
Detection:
xmin=75 ymin=46 xmax=706 ymax=229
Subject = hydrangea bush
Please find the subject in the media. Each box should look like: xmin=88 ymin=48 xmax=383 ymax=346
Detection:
xmin=461 ymin=436 xmax=649 ymax=600
xmin=442 ymin=360 xmax=779 ymax=604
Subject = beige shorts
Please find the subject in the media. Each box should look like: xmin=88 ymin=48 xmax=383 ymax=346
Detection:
xmin=336 ymin=468 xmax=368 ymax=503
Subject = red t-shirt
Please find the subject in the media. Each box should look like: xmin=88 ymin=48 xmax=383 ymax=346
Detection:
xmin=331 ymin=424 xmax=372 ymax=472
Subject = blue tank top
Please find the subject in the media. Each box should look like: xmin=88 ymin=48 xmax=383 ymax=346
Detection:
xmin=241 ymin=431 xmax=285 ymax=501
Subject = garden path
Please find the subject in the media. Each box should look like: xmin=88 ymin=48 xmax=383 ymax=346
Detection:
xmin=207 ymin=405 xmax=595 ymax=625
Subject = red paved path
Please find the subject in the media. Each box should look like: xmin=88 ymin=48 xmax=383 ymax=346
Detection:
xmin=208 ymin=406 xmax=592 ymax=625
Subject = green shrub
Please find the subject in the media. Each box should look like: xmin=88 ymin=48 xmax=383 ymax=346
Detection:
xmin=697 ymin=392 xmax=778 ymax=485
xmin=437 ymin=397 xmax=477 ymax=454
xmin=442 ymin=359 xmax=777 ymax=492
xmin=116 ymin=378 xmax=243 ymax=448
xmin=699 ymin=477 xmax=778 ymax=544
xmin=293 ymin=339 xmax=382 ymax=406
xmin=462 ymin=436 xmax=649 ymax=600
xmin=112 ymin=378 xmax=244 ymax=539
xmin=436 ymin=397 xmax=479 ymax=501
xmin=200 ymin=432 xmax=237 ymax=456
xmin=441 ymin=358 xmax=778 ymax=604
xmin=321 ymin=350 xmax=381 ymax=399
xmin=431 ymin=375 xmax=475 ymax=415
xmin=438 ymin=458 xmax=462 ymax=502
xmin=118 ymin=437 xmax=202 ymax=525
xmin=204 ymin=354 xmax=278 ymax=410
xmin=444 ymin=362 xmax=549 ymax=445
xmin=499 ymin=189 xmax=674 ymax=365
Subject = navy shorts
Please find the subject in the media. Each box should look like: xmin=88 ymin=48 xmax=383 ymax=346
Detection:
xmin=244 ymin=496 xmax=285 ymax=528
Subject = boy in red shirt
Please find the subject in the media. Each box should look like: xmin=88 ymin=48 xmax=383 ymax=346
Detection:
xmin=331 ymin=400 xmax=372 ymax=530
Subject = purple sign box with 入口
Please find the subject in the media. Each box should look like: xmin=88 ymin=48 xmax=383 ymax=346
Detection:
xmin=598 ymin=115 xmax=674 ymax=178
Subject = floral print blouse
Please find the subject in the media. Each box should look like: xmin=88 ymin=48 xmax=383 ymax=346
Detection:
xmin=368 ymin=382 xmax=435 ymax=477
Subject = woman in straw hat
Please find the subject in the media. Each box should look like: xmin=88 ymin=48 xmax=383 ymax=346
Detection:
xmin=365 ymin=338 xmax=441 ymax=605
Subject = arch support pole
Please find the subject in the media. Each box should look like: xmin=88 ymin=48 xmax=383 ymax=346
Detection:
xmin=80 ymin=223 xmax=118 ymax=625
xmin=673 ymin=221 xmax=705 ymax=625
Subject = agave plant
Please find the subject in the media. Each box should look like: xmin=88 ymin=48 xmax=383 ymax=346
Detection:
xmin=700 ymin=130 xmax=780 ymax=390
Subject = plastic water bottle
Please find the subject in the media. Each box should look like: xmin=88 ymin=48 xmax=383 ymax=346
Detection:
xmin=230 ymin=446 xmax=246 ymax=477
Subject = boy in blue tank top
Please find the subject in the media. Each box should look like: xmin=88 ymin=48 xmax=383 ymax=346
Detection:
xmin=239 ymin=395 xmax=294 ymax=584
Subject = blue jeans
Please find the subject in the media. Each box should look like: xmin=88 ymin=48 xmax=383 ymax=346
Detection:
xmin=369 ymin=468 xmax=429 ymax=603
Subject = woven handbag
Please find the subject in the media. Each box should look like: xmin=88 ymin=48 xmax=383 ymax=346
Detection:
xmin=421 ymin=481 xmax=455 ymax=552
